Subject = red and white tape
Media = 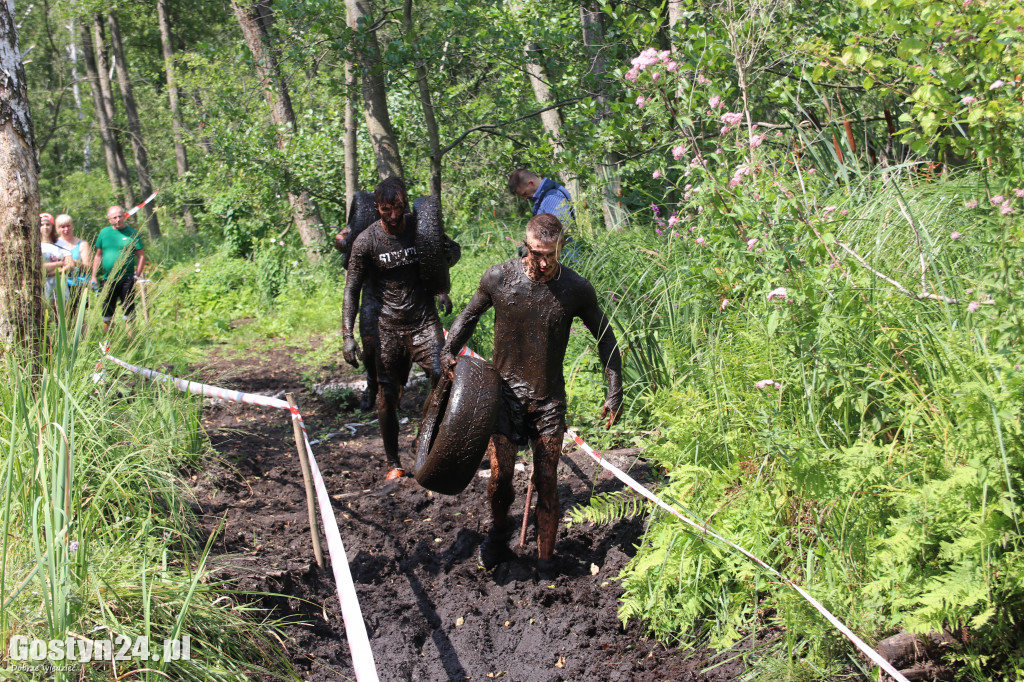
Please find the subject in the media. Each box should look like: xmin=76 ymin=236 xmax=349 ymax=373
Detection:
xmin=448 ymin=340 xmax=907 ymax=682
xmin=127 ymin=190 xmax=159 ymax=217
xmin=443 ymin=329 xmax=484 ymax=359
xmin=100 ymin=346 xmax=380 ymax=682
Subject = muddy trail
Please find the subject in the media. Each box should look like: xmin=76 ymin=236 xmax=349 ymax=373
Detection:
xmin=187 ymin=344 xmax=748 ymax=681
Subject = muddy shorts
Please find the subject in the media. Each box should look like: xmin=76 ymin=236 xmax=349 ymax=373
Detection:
xmin=494 ymin=378 xmax=566 ymax=446
xmin=376 ymin=320 xmax=443 ymax=391
xmin=101 ymin=277 xmax=136 ymax=322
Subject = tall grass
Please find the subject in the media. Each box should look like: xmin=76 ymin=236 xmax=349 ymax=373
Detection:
xmin=0 ymin=297 xmax=292 ymax=680
xmin=564 ymin=171 xmax=1024 ymax=679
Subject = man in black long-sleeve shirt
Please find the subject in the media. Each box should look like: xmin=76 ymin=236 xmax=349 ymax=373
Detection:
xmin=442 ymin=213 xmax=622 ymax=576
xmin=342 ymin=177 xmax=458 ymax=481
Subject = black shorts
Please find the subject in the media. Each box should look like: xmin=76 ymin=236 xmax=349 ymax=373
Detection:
xmin=494 ymin=378 xmax=566 ymax=446
xmin=376 ymin=320 xmax=443 ymax=393
xmin=101 ymin=277 xmax=135 ymax=322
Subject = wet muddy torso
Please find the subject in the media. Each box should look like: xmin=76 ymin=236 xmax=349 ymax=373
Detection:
xmin=348 ymin=217 xmax=437 ymax=330
xmin=485 ymin=259 xmax=597 ymax=403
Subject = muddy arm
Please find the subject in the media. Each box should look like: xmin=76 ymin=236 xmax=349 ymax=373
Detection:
xmin=442 ymin=268 xmax=498 ymax=362
xmin=578 ymin=285 xmax=624 ymax=412
xmin=342 ymin=242 xmax=368 ymax=338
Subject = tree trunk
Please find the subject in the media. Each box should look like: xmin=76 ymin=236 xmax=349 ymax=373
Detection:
xmin=91 ymin=14 xmax=135 ymax=207
xmin=580 ymin=3 xmax=627 ymax=229
xmin=403 ymin=0 xmax=441 ymax=196
xmin=78 ymin=21 xmax=121 ymax=191
xmin=107 ymin=11 xmax=161 ymax=240
xmin=66 ymin=22 xmax=91 ymax=172
xmin=232 ymin=0 xmax=325 ymax=258
xmin=344 ymin=59 xmax=359 ymax=212
xmin=517 ymin=15 xmax=579 ymax=199
xmin=157 ymin=0 xmax=196 ymax=233
xmin=346 ymin=0 xmax=404 ymax=181
xmin=0 ymin=2 xmax=43 ymax=357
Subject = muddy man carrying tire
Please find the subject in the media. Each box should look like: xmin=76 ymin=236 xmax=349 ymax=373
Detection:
xmin=341 ymin=177 xmax=461 ymax=482
xmin=441 ymin=213 xmax=623 ymax=578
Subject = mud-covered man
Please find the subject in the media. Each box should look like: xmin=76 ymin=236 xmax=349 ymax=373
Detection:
xmin=441 ymin=213 xmax=622 ymax=576
xmin=335 ymin=224 xmax=383 ymax=412
xmin=342 ymin=177 xmax=458 ymax=481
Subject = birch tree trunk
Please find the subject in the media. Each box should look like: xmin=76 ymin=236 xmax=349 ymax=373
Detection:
xmin=0 ymin=2 xmax=43 ymax=357
xmin=157 ymin=0 xmax=196 ymax=233
xmin=403 ymin=0 xmax=441 ymax=196
xmin=232 ymin=0 xmax=326 ymax=258
xmin=344 ymin=59 xmax=358 ymax=212
xmin=107 ymin=11 xmax=160 ymax=240
xmin=92 ymin=14 xmax=135 ymax=207
xmin=580 ymin=3 xmax=626 ymax=229
xmin=345 ymin=0 xmax=404 ymax=181
xmin=516 ymin=10 xmax=579 ymax=199
xmin=66 ymin=22 xmax=91 ymax=172
xmin=78 ymin=21 xmax=123 ymax=192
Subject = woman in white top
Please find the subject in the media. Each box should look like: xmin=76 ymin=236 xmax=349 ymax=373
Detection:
xmin=40 ymin=213 xmax=72 ymax=305
xmin=55 ymin=213 xmax=91 ymax=295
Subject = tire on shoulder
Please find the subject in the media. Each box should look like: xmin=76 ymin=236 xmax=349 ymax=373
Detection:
xmin=340 ymin=190 xmax=380 ymax=267
xmin=413 ymin=195 xmax=451 ymax=295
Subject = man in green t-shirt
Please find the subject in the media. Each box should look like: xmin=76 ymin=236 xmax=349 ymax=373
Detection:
xmin=90 ymin=205 xmax=146 ymax=335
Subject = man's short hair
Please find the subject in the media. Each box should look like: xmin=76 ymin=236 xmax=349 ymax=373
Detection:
xmin=508 ymin=168 xmax=540 ymax=195
xmin=526 ymin=213 xmax=565 ymax=244
xmin=107 ymin=205 xmax=124 ymax=217
xmin=375 ymin=176 xmax=408 ymax=208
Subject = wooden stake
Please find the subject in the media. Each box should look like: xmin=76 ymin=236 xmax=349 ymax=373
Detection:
xmin=287 ymin=393 xmax=324 ymax=568
xmin=519 ymin=477 xmax=533 ymax=548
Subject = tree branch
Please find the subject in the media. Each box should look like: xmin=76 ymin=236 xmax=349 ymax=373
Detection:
xmin=440 ymin=97 xmax=582 ymax=157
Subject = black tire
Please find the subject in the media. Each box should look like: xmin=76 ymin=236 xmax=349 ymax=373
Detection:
xmin=414 ymin=356 xmax=501 ymax=495
xmin=339 ymin=190 xmax=379 ymax=268
xmin=413 ymin=195 xmax=451 ymax=295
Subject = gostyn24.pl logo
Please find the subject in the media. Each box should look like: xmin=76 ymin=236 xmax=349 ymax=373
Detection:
xmin=8 ymin=634 xmax=190 ymax=663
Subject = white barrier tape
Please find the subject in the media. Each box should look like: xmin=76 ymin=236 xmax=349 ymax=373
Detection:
xmin=126 ymin=190 xmax=159 ymax=216
xmin=564 ymin=428 xmax=909 ymax=682
xmin=100 ymin=347 xmax=380 ymax=681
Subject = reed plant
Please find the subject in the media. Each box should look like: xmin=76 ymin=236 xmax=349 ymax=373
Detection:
xmin=0 ymin=296 xmax=292 ymax=680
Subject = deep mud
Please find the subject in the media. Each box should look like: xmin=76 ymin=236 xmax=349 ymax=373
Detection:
xmin=189 ymin=344 xmax=748 ymax=681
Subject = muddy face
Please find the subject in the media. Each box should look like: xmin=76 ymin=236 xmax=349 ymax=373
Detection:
xmin=522 ymin=235 xmax=561 ymax=282
xmin=377 ymin=200 xmax=406 ymax=233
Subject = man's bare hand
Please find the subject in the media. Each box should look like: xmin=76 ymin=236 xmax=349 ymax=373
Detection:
xmin=343 ymin=336 xmax=360 ymax=367
xmin=600 ymin=402 xmax=622 ymax=430
xmin=437 ymin=293 xmax=453 ymax=316
xmin=440 ymin=350 xmax=457 ymax=380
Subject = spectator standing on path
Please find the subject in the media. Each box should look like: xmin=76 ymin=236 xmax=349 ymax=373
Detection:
xmin=40 ymin=213 xmax=73 ymax=308
xmin=508 ymin=169 xmax=576 ymax=227
xmin=90 ymin=205 xmax=145 ymax=336
xmin=441 ymin=213 xmax=622 ymax=578
xmin=341 ymin=177 xmax=460 ymax=482
xmin=55 ymin=213 xmax=91 ymax=307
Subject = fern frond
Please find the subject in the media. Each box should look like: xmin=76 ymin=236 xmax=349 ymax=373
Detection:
xmin=567 ymin=490 xmax=649 ymax=527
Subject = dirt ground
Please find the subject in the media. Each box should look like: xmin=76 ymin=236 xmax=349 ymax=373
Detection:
xmin=186 ymin=343 xmax=749 ymax=682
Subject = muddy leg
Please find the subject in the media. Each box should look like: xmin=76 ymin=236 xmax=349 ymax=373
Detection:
xmin=487 ymin=434 xmax=517 ymax=533
xmin=377 ymin=383 xmax=401 ymax=470
xmin=533 ymin=432 xmax=564 ymax=561
xmin=479 ymin=434 xmax=517 ymax=568
xmin=359 ymin=335 xmax=378 ymax=411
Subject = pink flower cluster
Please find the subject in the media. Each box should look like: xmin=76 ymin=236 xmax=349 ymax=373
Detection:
xmin=991 ymin=195 xmax=1004 ymax=205
xmin=755 ymin=379 xmax=782 ymax=390
xmin=697 ymin=74 xmax=710 ymax=85
xmin=749 ymin=134 xmax=766 ymax=149
xmin=672 ymin=144 xmax=687 ymax=160
xmin=729 ymin=164 xmax=752 ymax=188
xmin=626 ymin=48 xmax=677 ymax=82
xmin=766 ymin=286 xmax=787 ymax=301
xmin=695 ymin=236 xmax=708 ymax=246
xmin=967 ymin=301 xmax=981 ymax=312
xmin=966 ymin=199 xmax=979 ymax=208
xmin=1015 ymin=188 xmax=1024 ymax=198
xmin=746 ymin=237 xmax=759 ymax=250
xmin=950 ymin=231 xmax=962 ymax=240
xmin=721 ymin=111 xmax=744 ymax=126
xmin=961 ymin=95 xmax=978 ymax=105
xmin=709 ymin=95 xmax=724 ymax=110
